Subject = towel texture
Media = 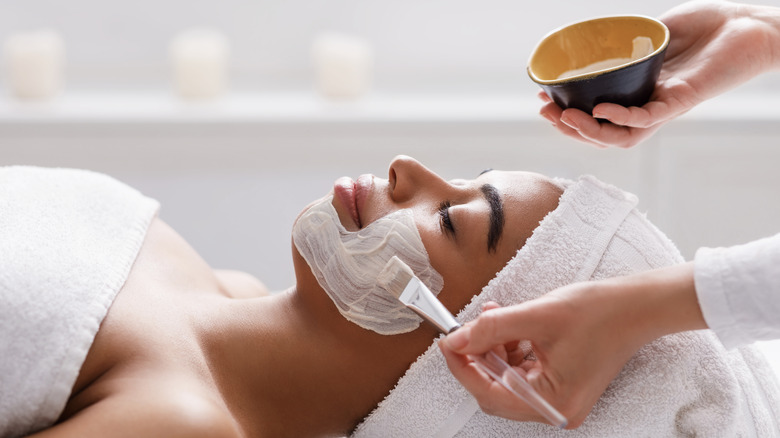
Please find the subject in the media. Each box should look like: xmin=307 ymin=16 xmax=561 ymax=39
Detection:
xmin=354 ymin=175 xmax=780 ymax=437
xmin=0 ymin=167 xmax=159 ymax=437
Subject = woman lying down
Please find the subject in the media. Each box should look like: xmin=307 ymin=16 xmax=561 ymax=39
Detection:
xmin=1 ymin=156 xmax=778 ymax=438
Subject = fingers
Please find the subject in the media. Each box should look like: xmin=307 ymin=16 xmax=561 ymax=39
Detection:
xmin=563 ymin=111 xmax=643 ymax=149
xmin=538 ymin=102 xmax=598 ymax=146
xmin=444 ymin=305 xmax=541 ymax=355
xmin=475 ymin=302 xmax=527 ymax=363
xmin=538 ymin=98 xmax=616 ymax=148
xmin=592 ymin=101 xmax=668 ymax=129
xmin=558 ymin=109 xmax=615 ymax=148
xmin=439 ymin=340 xmax=495 ymax=399
xmin=536 ymin=90 xmax=670 ymax=148
xmin=559 ymin=106 xmax=670 ymax=149
xmin=440 ymin=341 xmax=543 ymax=423
xmin=481 ymin=301 xmax=501 ymax=312
xmin=537 ymin=90 xmax=552 ymax=103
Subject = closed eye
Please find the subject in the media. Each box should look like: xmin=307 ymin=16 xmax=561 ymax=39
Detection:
xmin=438 ymin=201 xmax=454 ymax=235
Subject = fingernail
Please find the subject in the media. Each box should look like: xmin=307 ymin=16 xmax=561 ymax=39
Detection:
xmin=444 ymin=328 xmax=469 ymax=351
xmin=540 ymin=112 xmax=556 ymax=125
xmin=560 ymin=115 xmax=579 ymax=130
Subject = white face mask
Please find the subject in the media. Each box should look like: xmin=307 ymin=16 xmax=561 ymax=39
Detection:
xmin=292 ymin=196 xmax=444 ymax=335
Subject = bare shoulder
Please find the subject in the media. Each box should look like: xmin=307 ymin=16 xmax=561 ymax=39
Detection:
xmin=215 ymin=269 xmax=271 ymax=298
xmin=30 ymin=391 xmax=242 ymax=438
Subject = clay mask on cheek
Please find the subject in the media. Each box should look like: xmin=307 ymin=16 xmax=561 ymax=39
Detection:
xmin=292 ymin=196 xmax=444 ymax=335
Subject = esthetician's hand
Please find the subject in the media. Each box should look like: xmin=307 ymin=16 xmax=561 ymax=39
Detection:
xmin=440 ymin=262 xmax=706 ymax=428
xmin=538 ymin=0 xmax=780 ymax=148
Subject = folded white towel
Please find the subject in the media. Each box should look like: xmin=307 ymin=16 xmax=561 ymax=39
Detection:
xmin=0 ymin=167 xmax=159 ymax=437
xmin=354 ymin=175 xmax=780 ymax=437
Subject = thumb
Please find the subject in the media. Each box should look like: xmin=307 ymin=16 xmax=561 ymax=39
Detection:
xmin=443 ymin=304 xmax=542 ymax=355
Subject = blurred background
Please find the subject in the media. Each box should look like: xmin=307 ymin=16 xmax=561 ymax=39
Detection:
xmin=0 ymin=0 xmax=779 ymax=293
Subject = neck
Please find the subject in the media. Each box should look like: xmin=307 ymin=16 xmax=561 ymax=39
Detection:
xmin=201 ymin=281 xmax=438 ymax=438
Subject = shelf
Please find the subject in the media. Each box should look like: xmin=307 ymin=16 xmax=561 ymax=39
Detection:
xmin=0 ymin=91 xmax=540 ymax=124
xmin=0 ymin=90 xmax=777 ymax=128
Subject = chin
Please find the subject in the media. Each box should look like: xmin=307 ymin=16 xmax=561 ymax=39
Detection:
xmin=292 ymin=192 xmax=333 ymax=226
xmin=290 ymin=193 xmax=332 ymax=286
xmin=289 ymin=236 xmax=326 ymax=301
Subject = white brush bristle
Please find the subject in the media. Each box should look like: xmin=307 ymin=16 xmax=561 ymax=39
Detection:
xmin=377 ymin=256 xmax=415 ymax=299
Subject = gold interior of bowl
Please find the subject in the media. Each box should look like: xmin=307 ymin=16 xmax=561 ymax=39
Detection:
xmin=528 ymin=15 xmax=669 ymax=84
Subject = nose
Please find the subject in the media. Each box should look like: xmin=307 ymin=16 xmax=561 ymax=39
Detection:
xmin=388 ymin=155 xmax=450 ymax=204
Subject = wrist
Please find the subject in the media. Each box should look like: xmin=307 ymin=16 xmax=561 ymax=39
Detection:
xmin=746 ymin=3 xmax=780 ymax=71
xmin=604 ymin=262 xmax=705 ymax=347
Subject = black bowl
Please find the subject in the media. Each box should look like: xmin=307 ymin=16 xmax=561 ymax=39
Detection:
xmin=528 ymin=15 xmax=669 ymax=114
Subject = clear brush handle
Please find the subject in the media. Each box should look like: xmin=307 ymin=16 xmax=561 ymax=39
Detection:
xmin=468 ymin=350 xmax=568 ymax=429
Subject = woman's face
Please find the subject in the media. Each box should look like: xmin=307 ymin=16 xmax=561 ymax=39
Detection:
xmin=294 ymin=155 xmax=563 ymax=315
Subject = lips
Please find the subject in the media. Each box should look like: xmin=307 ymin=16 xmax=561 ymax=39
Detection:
xmin=354 ymin=174 xmax=373 ymax=224
xmin=333 ymin=174 xmax=374 ymax=230
xmin=333 ymin=176 xmax=362 ymax=228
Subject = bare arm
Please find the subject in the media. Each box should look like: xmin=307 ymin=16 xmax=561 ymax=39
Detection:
xmin=440 ymin=262 xmax=705 ymax=428
xmin=28 ymin=393 xmax=240 ymax=438
xmin=215 ymin=269 xmax=271 ymax=298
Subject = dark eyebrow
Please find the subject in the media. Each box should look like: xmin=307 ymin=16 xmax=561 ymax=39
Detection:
xmin=480 ymin=184 xmax=504 ymax=253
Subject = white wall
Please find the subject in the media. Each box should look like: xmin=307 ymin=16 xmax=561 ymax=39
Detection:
xmin=1 ymin=93 xmax=779 ymax=291
xmin=1 ymin=0 xmax=779 ymax=291
xmin=3 ymin=0 xmax=779 ymax=93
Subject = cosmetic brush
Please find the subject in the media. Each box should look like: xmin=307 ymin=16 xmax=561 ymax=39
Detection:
xmin=377 ymin=256 xmax=568 ymax=429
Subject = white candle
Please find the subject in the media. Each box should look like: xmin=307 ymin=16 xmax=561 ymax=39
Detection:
xmin=170 ymin=28 xmax=230 ymax=100
xmin=312 ymin=33 xmax=373 ymax=100
xmin=3 ymin=29 xmax=65 ymax=100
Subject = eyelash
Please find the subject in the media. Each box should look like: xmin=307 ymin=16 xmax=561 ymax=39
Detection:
xmin=438 ymin=201 xmax=454 ymax=234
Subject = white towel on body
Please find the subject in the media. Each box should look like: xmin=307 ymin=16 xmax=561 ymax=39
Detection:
xmin=354 ymin=175 xmax=780 ymax=437
xmin=0 ymin=166 xmax=159 ymax=437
